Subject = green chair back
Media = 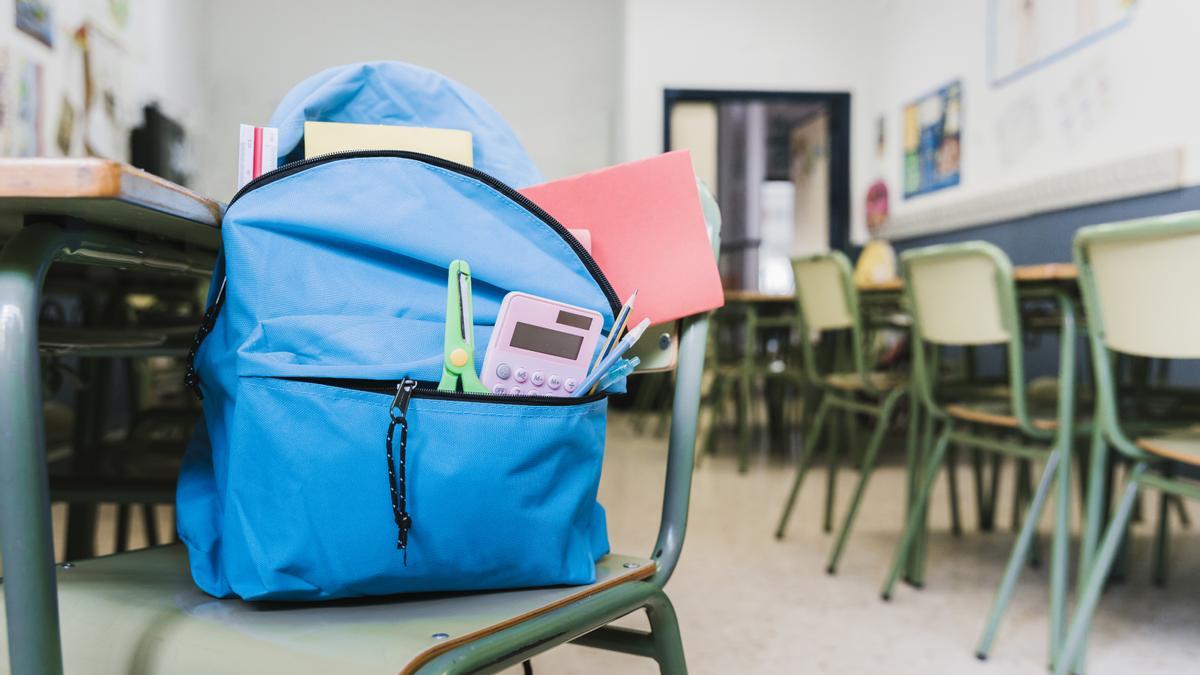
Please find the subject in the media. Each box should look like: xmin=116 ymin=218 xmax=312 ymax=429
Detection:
xmin=900 ymin=242 xmax=1045 ymax=438
xmin=1074 ymin=211 xmax=1200 ymax=459
xmin=791 ymin=252 xmax=875 ymax=394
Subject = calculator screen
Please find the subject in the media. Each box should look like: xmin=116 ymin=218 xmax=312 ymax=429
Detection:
xmin=510 ymin=321 xmax=585 ymax=360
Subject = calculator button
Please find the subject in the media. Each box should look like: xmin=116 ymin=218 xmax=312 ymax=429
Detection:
xmin=514 ymin=367 xmax=528 ymax=383
xmin=531 ymin=371 xmax=545 ymax=386
xmin=495 ymin=363 xmax=512 ymax=380
xmin=492 ymin=384 xmax=506 ymax=394
xmin=509 ymin=386 xmax=522 ymax=395
xmin=547 ymin=374 xmax=562 ymax=389
xmin=564 ymin=378 xmax=577 ymax=393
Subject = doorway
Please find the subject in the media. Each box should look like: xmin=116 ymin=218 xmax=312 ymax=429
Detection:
xmin=663 ymin=89 xmax=851 ymax=293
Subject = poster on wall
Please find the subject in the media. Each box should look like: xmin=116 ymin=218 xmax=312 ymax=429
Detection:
xmin=16 ymin=0 xmax=55 ymax=47
xmin=903 ymin=80 xmax=961 ymax=199
xmin=15 ymin=57 xmax=44 ymax=156
xmin=989 ymin=0 xmax=1135 ymax=86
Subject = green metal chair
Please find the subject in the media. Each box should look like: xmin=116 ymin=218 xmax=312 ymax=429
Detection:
xmin=878 ymin=242 xmax=1080 ymax=669
xmin=774 ymin=252 xmax=912 ymax=575
xmin=1055 ymin=213 xmax=1200 ymax=674
xmin=0 ymin=196 xmax=724 ymax=675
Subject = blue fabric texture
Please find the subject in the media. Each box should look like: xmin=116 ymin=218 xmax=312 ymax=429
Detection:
xmin=178 ymin=63 xmax=615 ymax=600
xmin=268 ymin=61 xmax=543 ymax=188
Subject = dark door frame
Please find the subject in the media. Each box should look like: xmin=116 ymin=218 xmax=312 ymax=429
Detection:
xmin=662 ymin=88 xmax=852 ymax=255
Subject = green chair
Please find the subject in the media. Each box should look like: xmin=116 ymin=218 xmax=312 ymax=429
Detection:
xmin=878 ymin=243 xmax=1079 ymax=669
xmin=774 ymin=252 xmax=911 ymax=575
xmin=701 ymin=300 xmax=807 ymax=472
xmin=0 ymin=197 xmax=724 ymax=675
xmin=1055 ymin=214 xmax=1200 ymax=674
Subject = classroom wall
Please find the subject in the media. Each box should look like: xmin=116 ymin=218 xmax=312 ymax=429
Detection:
xmin=617 ymin=0 xmax=875 ymax=240
xmin=191 ymin=0 xmax=623 ymax=199
xmin=864 ymin=0 xmax=1200 ymax=240
xmin=619 ymin=0 xmax=1200 ymax=246
xmin=0 ymin=0 xmax=203 ymax=165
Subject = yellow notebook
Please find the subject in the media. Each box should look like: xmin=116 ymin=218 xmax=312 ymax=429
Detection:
xmin=303 ymin=121 xmax=473 ymax=165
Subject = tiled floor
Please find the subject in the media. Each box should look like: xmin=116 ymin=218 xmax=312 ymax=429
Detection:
xmin=39 ymin=412 xmax=1200 ymax=674
xmin=508 ymin=414 xmax=1200 ymax=674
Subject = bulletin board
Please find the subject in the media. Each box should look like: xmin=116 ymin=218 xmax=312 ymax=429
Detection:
xmin=902 ymin=80 xmax=961 ymax=199
xmin=989 ymin=0 xmax=1136 ymax=86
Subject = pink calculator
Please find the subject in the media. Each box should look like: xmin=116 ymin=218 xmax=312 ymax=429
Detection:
xmin=481 ymin=292 xmax=604 ymax=397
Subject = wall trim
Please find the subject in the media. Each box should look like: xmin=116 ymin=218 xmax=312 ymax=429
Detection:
xmin=882 ymin=146 xmax=1187 ymax=240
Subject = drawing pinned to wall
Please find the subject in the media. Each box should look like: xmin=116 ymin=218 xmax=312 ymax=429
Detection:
xmin=15 ymin=57 xmax=44 ymax=156
xmin=903 ymin=80 xmax=961 ymax=199
xmin=16 ymin=0 xmax=55 ymax=48
xmin=0 ymin=49 xmax=8 ymax=154
xmin=994 ymin=92 xmax=1041 ymax=167
xmin=55 ymin=94 xmax=74 ymax=154
xmin=74 ymin=22 xmax=125 ymax=159
xmin=989 ymin=0 xmax=1136 ymax=87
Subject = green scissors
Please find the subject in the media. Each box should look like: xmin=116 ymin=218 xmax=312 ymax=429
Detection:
xmin=438 ymin=259 xmax=488 ymax=393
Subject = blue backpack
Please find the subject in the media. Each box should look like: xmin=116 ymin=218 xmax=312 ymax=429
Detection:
xmin=178 ymin=62 xmax=619 ymax=601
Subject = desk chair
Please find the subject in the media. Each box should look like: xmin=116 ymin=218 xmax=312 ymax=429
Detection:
xmin=774 ymin=252 xmax=911 ymax=575
xmin=0 ymin=191 xmax=722 ymax=675
xmin=1055 ymin=214 xmax=1200 ymax=674
xmin=878 ymin=243 xmax=1079 ymax=669
xmin=701 ymin=302 xmax=807 ymax=472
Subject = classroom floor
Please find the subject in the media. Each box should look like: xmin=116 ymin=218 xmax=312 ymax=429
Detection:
xmin=39 ymin=411 xmax=1200 ymax=674
xmin=506 ymin=412 xmax=1200 ymax=674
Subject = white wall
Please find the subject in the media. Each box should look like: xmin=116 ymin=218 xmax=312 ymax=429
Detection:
xmin=864 ymin=0 xmax=1200 ymax=236
xmin=619 ymin=0 xmax=1200 ymax=244
xmin=0 ymin=0 xmax=203 ymax=163
xmin=192 ymin=0 xmax=623 ymax=198
xmin=618 ymin=0 xmax=876 ymax=241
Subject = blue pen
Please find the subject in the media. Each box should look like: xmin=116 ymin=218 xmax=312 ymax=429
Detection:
xmin=596 ymin=357 xmax=640 ymax=393
xmin=577 ymin=318 xmax=651 ymax=396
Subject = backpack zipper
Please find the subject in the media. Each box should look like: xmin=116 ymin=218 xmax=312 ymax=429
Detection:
xmin=372 ymin=375 xmax=602 ymax=564
xmin=294 ymin=376 xmax=606 ymax=405
xmin=185 ymin=150 xmax=622 ymax=397
xmin=227 ymin=149 xmax=620 ymax=315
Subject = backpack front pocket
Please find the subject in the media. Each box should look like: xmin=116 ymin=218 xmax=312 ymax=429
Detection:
xmin=219 ymin=376 xmax=607 ymax=600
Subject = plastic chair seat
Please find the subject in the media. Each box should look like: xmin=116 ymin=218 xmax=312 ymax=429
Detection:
xmin=1137 ymin=426 xmax=1200 ymax=465
xmin=824 ymin=371 xmax=906 ymax=392
xmin=944 ymin=399 xmax=1060 ymax=430
xmin=941 ymin=377 xmax=1084 ymax=431
xmin=0 ymin=545 xmax=656 ymax=675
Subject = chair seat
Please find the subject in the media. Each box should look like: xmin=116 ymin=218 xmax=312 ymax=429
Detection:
xmin=941 ymin=377 xmax=1084 ymax=431
xmin=944 ymin=399 xmax=1060 ymax=431
xmin=0 ymin=545 xmax=655 ymax=675
xmin=825 ymin=371 xmax=906 ymax=392
xmin=1137 ymin=426 xmax=1200 ymax=465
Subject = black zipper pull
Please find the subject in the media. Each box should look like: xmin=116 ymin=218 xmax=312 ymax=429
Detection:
xmin=386 ymin=378 xmax=418 ymax=564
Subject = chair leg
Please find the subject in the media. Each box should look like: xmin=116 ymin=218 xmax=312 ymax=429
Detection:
xmin=645 ymin=590 xmax=687 ymax=674
xmin=1055 ymin=466 xmax=1145 ymax=675
xmin=972 ymin=447 xmax=989 ymax=532
xmin=906 ymin=406 xmax=936 ymax=586
xmin=976 ymin=449 xmax=1062 ymax=660
xmin=882 ymin=423 xmax=953 ymax=600
xmin=703 ymin=376 xmax=729 ymax=460
xmin=1173 ymin=493 xmax=1191 ymax=528
xmin=983 ymin=453 xmax=1003 ymax=531
xmin=1049 ymin=439 xmax=1072 ymax=668
xmin=823 ymin=408 xmax=844 ymax=534
xmin=945 ymin=444 xmax=962 ymax=537
xmin=1153 ymin=482 xmax=1170 ymax=587
xmin=827 ymin=393 xmax=902 ymax=574
xmin=737 ymin=374 xmax=754 ymax=473
xmin=775 ymin=399 xmax=831 ymax=539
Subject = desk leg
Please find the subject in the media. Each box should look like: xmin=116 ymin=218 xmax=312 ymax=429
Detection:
xmin=0 ymin=224 xmax=73 ymax=675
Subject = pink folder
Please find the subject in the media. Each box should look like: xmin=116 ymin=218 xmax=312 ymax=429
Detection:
xmin=519 ymin=150 xmax=724 ymax=327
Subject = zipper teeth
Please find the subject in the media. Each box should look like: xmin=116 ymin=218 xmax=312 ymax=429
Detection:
xmin=226 ymin=149 xmax=621 ymax=316
xmin=295 ymin=377 xmax=606 ymax=406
